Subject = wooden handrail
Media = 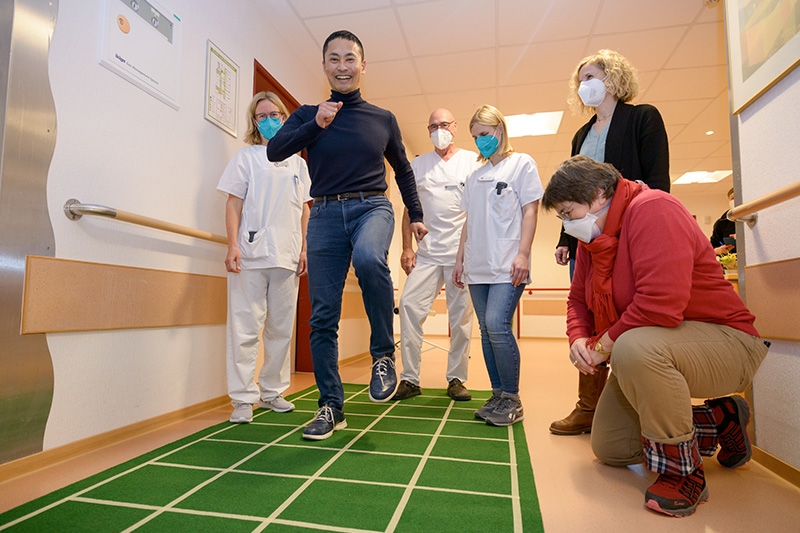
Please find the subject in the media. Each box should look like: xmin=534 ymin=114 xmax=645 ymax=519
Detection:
xmin=64 ymin=199 xmax=228 ymax=245
xmin=728 ymin=180 xmax=800 ymax=227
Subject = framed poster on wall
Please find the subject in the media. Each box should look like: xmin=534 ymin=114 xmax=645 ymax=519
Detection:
xmin=725 ymin=0 xmax=800 ymax=114
xmin=204 ymin=40 xmax=239 ymax=137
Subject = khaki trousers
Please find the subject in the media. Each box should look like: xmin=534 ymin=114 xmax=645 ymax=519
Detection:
xmin=591 ymin=321 xmax=768 ymax=466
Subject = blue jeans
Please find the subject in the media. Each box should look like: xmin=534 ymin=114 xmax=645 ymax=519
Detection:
xmin=306 ymin=195 xmax=395 ymax=409
xmin=468 ymin=283 xmax=525 ymax=395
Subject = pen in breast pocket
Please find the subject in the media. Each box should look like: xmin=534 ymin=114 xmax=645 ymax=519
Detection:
xmin=495 ymin=182 xmax=508 ymax=195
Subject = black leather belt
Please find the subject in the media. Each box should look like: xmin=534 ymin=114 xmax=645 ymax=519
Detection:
xmin=313 ymin=191 xmax=386 ymax=202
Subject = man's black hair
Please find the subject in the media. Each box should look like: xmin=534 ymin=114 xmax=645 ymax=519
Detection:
xmin=323 ymin=30 xmax=364 ymax=61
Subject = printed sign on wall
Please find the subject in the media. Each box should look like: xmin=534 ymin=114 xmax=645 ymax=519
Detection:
xmin=204 ymin=40 xmax=239 ymax=137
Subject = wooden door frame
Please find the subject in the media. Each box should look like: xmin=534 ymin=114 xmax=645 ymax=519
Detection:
xmin=252 ymin=59 xmax=313 ymax=373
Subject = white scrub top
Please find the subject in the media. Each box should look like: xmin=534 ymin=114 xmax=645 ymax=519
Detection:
xmin=217 ymin=144 xmax=311 ymax=271
xmin=411 ymin=149 xmax=481 ymax=265
xmin=460 ymin=152 xmax=543 ymax=284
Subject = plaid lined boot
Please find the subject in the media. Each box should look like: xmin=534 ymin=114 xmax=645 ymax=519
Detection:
xmin=642 ymin=437 xmax=708 ymax=517
xmin=706 ymin=395 xmax=752 ymax=468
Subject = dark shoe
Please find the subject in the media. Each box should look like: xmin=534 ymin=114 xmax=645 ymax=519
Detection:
xmin=549 ymin=407 xmax=594 ymax=435
xmin=302 ymin=405 xmax=347 ymax=441
xmin=707 ymin=395 xmax=751 ymax=468
xmin=447 ymin=378 xmax=472 ymax=401
xmin=369 ymin=356 xmax=399 ymax=402
xmin=474 ymin=394 xmax=502 ymax=420
xmin=393 ymin=380 xmax=421 ymax=400
xmin=645 ymin=465 xmax=709 ymax=517
xmin=485 ymin=397 xmax=524 ymax=427
xmin=549 ymin=365 xmax=609 ymax=435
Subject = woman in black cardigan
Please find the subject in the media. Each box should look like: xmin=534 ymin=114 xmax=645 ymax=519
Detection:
xmin=551 ymin=49 xmax=670 ymax=436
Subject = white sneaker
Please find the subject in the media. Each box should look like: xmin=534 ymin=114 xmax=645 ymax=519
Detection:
xmin=230 ymin=402 xmax=253 ymax=423
xmin=258 ymin=395 xmax=295 ymax=413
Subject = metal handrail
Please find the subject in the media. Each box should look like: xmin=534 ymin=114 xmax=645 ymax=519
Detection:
xmin=63 ymin=198 xmax=228 ymax=245
xmin=728 ymin=180 xmax=800 ymax=227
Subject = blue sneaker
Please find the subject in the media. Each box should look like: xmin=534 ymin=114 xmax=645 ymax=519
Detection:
xmin=302 ymin=405 xmax=347 ymax=441
xmin=369 ymin=356 xmax=399 ymax=402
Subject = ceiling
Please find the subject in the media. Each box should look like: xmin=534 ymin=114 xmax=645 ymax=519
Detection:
xmin=256 ymin=0 xmax=733 ymax=194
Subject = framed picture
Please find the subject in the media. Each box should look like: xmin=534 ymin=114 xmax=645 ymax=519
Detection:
xmin=725 ymin=0 xmax=800 ymax=114
xmin=204 ymin=40 xmax=239 ymax=137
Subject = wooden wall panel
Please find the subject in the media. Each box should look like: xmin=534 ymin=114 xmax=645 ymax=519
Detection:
xmin=745 ymin=258 xmax=800 ymax=341
xmin=22 ymin=256 xmax=226 ymax=333
xmin=341 ymin=290 xmax=368 ymax=320
xmin=522 ymin=299 xmax=567 ymax=316
xmin=431 ymin=299 xmax=448 ymax=315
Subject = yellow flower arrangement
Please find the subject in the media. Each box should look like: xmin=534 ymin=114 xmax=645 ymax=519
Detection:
xmin=717 ymin=252 xmax=737 ymax=271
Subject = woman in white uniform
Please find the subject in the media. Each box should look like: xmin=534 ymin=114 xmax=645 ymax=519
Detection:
xmin=453 ymin=105 xmax=543 ymax=427
xmin=217 ymin=91 xmax=311 ymax=423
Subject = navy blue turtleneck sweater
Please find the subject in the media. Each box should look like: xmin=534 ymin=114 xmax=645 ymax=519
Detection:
xmin=267 ymin=89 xmax=423 ymax=222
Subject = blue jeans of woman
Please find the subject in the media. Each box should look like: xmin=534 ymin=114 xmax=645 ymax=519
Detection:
xmin=306 ymin=195 xmax=395 ymax=409
xmin=468 ymin=283 xmax=525 ymax=395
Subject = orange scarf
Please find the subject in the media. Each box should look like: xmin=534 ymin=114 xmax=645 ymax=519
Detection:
xmin=580 ymin=178 xmax=645 ymax=347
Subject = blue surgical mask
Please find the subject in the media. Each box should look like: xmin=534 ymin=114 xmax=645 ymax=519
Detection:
xmin=257 ymin=116 xmax=283 ymax=140
xmin=475 ymin=132 xmax=499 ymax=159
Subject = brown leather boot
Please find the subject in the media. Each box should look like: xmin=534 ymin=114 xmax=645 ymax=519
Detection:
xmin=549 ymin=365 xmax=609 ymax=435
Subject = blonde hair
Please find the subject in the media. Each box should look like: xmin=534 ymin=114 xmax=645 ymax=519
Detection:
xmin=469 ymin=105 xmax=513 ymax=162
xmin=568 ymin=49 xmax=639 ymax=116
xmin=244 ymin=91 xmax=289 ymax=145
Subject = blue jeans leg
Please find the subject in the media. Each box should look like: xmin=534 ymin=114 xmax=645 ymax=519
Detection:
xmin=307 ymin=200 xmax=350 ymax=409
xmin=306 ymin=196 xmax=396 ymax=409
xmin=347 ymin=196 xmax=396 ymax=361
xmin=468 ymin=283 xmax=525 ymax=395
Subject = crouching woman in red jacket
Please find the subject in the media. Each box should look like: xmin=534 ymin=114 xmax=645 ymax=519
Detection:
xmin=541 ymin=155 xmax=769 ymax=518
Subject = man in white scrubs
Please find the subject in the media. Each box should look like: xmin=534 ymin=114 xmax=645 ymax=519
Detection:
xmin=395 ymin=109 xmax=481 ymax=401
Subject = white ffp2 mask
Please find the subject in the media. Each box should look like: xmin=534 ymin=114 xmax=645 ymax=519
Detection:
xmin=430 ymin=128 xmax=453 ymax=150
xmin=578 ymin=77 xmax=608 ymax=107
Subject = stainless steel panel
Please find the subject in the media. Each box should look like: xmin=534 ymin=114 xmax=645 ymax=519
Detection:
xmin=0 ymin=0 xmax=58 ymax=465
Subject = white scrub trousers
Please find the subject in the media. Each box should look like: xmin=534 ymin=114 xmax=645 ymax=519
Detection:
xmin=399 ymin=261 xmax=472 ymax=385
xmin=226 ymin=267 xmax=299 ymax=404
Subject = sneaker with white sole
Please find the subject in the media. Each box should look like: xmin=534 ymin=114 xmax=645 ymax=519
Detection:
xmin=230 ymin=402 xmax=253 ymax=423
xmin=369 ymin=356 xmax=399 ymax=402
xmin=257 ymin=395 xmax=295 ymax=413
xmin=474 ymin=394 xmax=502 ymax=420
xmin=485 ymin=397 xmax=524 ymax=427
xmin=303 ymin=405 xmax=347 ymax=440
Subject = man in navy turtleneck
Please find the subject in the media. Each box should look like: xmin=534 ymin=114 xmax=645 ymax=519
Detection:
xmin=268 ymin=30 xmax=427 ymax=440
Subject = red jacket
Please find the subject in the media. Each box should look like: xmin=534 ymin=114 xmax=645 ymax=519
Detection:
xmin=567 ymin=189 xmax=758 ymax=344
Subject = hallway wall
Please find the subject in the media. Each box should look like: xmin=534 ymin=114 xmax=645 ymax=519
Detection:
xmin=735 ymin=66 xmax=800 ymax=470
xmin=42 ymin=0 xmax=325 ymax=449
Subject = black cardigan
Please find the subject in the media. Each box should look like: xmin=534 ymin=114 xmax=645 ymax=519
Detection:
xmin=557 ymin=102 xmax=671 ymax=257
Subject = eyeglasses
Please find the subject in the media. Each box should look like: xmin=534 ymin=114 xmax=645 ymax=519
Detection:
xmin=556 ymin=202 xmax=575 ymax=221
xmin=255 ymin=111 xmax=282 ymax=121
xmin=427 ymin=121 xmax=454 ymax=132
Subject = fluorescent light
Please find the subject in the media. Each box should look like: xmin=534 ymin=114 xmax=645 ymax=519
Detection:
xmin=505 ymin=111 xmax=563 ymax=137
xmin=673 ymin=170 xmax=732 ymax=184
xmin=706 ymin=130 xmax=715 ymax=135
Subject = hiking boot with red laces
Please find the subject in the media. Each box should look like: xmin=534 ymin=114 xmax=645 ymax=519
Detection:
xmin=645 ymin=465 xmax=709 ymax=517
xmin=707 ymin=395 xmax=751 ymax=468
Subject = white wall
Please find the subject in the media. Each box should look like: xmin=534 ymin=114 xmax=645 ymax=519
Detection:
xmin=735 ymin=66 xmax=800 ymax=469
xmin=43 ymin=0 xmax=325 ymax=449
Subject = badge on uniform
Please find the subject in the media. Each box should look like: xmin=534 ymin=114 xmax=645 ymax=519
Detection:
xmin=477 ymin=175 xmax=495 ymax=182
